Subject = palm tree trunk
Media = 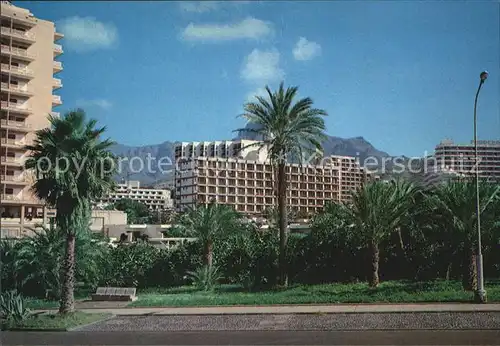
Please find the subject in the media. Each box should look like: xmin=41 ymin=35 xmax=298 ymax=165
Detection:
xmin=277 ymin=162 xmax=288 ymax=287
xmin=462 ymin=245 xmax=477 ymax=291
xmin=204 ymin=241 xmax=213 ymax=270
xmin=59 ymin=233 xmax=76 ymax=314
xmin=369 ymin=240 xmax=380 ymax=287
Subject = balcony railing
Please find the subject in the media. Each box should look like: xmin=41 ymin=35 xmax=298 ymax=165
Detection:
xmin=52 ymin=95 xmax=62 ymax=104
xmin=53 ymin=61 xmax=63 ymax=70
xmin=0 ymin=119 xmax=31 ymax=129
xmin=1 ymin=156 xmax=22 ymax=164
xmin=1 ymin=101 xmax=32 ymax=112
xmin=0 ymin=63 xmax=34 ymax=77
xmin=1 ymin=175 xmax=27 ymax=183
xmin=0 ymin=26 xmax=36 ymax=41
xmin=50 ymin=111 xmax=60 ymax=118
xmin=0 ymin=138 xmax=26 ymax=146
xmin=0 ymin=44 xmax=35 ymax=59
xmin=53 ymin=78 xmax=62 ymax=88
xmin=54 ymin=44 xmax=63 ymax=54
xmin=0 ymin=82 xmax=32 ymax=94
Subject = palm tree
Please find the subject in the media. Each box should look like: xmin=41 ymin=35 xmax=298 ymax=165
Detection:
xmin=24 ymin=109 xmax=116 ymax=313
xmin=236 ymin=82 xmax=327 ymax=286
xmin=431 ymin=181 xmax=500 ymax=291
xmin=348 ymin=179 xmax=420 ymax=287
xmin=178 ymin=201 xmax=241 ymax=269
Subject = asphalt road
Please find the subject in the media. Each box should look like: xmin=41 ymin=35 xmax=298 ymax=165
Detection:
xmin=3 ymin=330 xmax=500 ymax=345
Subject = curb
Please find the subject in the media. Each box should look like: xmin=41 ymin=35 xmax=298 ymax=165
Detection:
xmin=68 ymin=314 xmax=116 ymax=331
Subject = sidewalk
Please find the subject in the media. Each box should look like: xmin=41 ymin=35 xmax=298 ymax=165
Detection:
xmin=35 ymin=303 xmax=500 ymax=316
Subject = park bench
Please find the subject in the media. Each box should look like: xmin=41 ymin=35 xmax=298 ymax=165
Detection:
xmin=91 ymin=287 xmax=137 ymax=302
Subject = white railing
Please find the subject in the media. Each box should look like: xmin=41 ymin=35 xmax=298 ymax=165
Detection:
xmin=52 ymin=95 xmax=62 ymax=103
xmin=1 ymin=156 xmax=22 ymax=164
xmin=53 ymin=78 xmax=62 ymax=87
xmin=0 ymin=44 xmax=35 ymax=59
xmin=1 ymin=101 xmax=32 ymax=112
xmin=54 ymin=44 xmax=63 ymax=52
xmin=0 ymin=119 xmax=30 ymax=128
xmin=0 ymin=138 xmax=26 ymax=146
xmin=1 ymin=175 xmax=27 ymax=182
xmin=0 ymin=82 xmax=32 ymax=94
xmin=53 ymin=61 xmax=62 ymax=69
xmin=50 ymin=111 xmax=60 ymax=118
xmin=0 ymin=63 xmax=34 ymax=76
xmin=0 ymin=26 xmax=36 ymax=40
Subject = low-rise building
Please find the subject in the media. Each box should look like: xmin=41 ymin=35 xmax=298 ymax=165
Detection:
xmin=97 ymin=180 xmax=173 ymax=210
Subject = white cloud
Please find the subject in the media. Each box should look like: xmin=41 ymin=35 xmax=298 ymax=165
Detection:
xmin=240 ymin=48 xmax=284 ymax=84
xmin=179 ymin=1 xmax=251 ymax=13
xmin=245 ymin=87 xmax=268 ymax=103
xmin=58 ymin=16 xmax=118 ymax=52
xmin=293 ymin=37 xmax=322 ymax=61
xmin=76 ymin=99 xmax=113 ymax=110
xmin=180 ymin=17 xmax=273 ymax=43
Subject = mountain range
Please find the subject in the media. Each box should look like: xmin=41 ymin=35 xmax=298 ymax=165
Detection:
xmin=109 ymin=125 xmax=396 ymax=187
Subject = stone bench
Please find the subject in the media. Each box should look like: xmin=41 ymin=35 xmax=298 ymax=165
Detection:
xmin=91 ymin=287 xmax=137 ymax=302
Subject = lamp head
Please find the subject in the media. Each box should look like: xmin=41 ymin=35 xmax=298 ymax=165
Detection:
xmin=480 ymin=71 xmax=488 ymax=81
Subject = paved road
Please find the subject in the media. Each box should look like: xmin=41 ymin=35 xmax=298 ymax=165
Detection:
xmin=77 ymin=312 xmax=500 ymax=331
xmin=3 ymin=330 xmax=500 ymax=345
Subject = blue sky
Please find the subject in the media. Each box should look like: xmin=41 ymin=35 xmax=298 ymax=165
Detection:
xmin=22 ymin=0 xmax=499 ymax=157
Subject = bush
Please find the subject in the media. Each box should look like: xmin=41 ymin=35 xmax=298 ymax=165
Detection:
xmin=187 ymin=265 xmax=223 ymax=291
xmin=0 ymin=290 xmax=31 ymax=323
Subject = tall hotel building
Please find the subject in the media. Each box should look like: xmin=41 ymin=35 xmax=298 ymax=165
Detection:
xmin=434 ymin=139 xmax=500 ymax=182
xmin=174 ymin=140 xmax=373 ymax=215
xmin=1 ymin=1 xmax=63 ymax=237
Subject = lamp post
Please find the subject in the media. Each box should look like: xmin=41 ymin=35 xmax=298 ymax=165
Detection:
xmin=473 ymin=70 xmax=488 ymax=303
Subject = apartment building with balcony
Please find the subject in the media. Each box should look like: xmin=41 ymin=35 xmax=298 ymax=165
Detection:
xmin=175 ymin=144 xmax=373 ymax=216
xmin=434 ymin=139 xmax=500 ymax=182
xmin=1 ymin=1 xmax=63 ymax=237
xmin=97 ymin=180 xmax=174 ymax=211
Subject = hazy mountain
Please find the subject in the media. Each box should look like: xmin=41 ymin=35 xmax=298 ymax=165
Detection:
xmin=110 ymin=124 xmax=400 ymax=186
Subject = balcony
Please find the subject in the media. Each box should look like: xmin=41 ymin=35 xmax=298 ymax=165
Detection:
xmin=1 ymin=101 xmax=32 ymax=115
xmin=0 ymin=26 xmax=36 ymax=43
xmin=0 ymin=137 xmax=26 ymax=149
xmin=54 ymin=31 xmax=64 ymax=41
xmin=1 ymin=156 xmax=23 ymax=166
xmin=0 ymin=44 xmax=35 ymax=61
xmin=50 ymin=111 xmax=60 ymax=118
xmin=1 ymin=174 xmax=28 ymax=185
xmin=53 ymin=44 xmax=63 ymax=56
xmin=53 ymin=60 xmax=63 ymax=73
xmin=0 ymin=63 xmax=34 ymax=79
xmin=0 ymin=119 xmax=31 ymax=132
xmin=0 ymin=10 xmax=37 ymax=27
xmin=52 ymin=78 xmax=62 ymax=89
xmin=0 ymin=82 xmax=33 ymax=96
xmin=52 ymin=94 xmax=62 ymax=106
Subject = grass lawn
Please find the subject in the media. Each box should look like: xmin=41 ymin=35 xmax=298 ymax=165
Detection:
xmin=1 ymin=311 xmax=112 ymax=331
xmin=129 ymin=280 xmax=500 ymax=307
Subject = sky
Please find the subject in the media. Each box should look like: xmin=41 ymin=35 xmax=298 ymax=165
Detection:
xmin=20 ymin=0 xmax=500 ymax=157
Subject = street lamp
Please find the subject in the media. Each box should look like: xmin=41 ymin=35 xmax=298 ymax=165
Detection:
xmin=473 ymin=70 xmax=488 ymax=303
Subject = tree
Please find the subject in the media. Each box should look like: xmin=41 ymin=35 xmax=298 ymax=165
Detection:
xmin=431 ymin=181 xmax=500 ymax=291
xmin=236 ymin=82 xmax=328 ymax=286
xmin=112 ymin=198 xmax=151 ymax=224
xmin=177 ymin=202 xmax=241 ymax=269
xmin=25 ymin=109 xmax=116 ymax=313
xmin=347 ymin=179 xmax=420 ymax=287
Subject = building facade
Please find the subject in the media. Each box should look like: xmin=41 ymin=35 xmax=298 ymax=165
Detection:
xmin=97 ymin=180 xmax=174 ymax=211
xmin=1 ymin=1 xmax=63 ymax=237
xmin=434 ymin=139 xmax=500 ymax=182
xmin=175 ymin=153 xmax=373 ymax=216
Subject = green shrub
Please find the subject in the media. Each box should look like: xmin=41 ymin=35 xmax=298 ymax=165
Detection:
xmin=0 ymin=290 xmax=31 ymax=323
xmin=186 ymin=265 xmax=223 ymax=291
